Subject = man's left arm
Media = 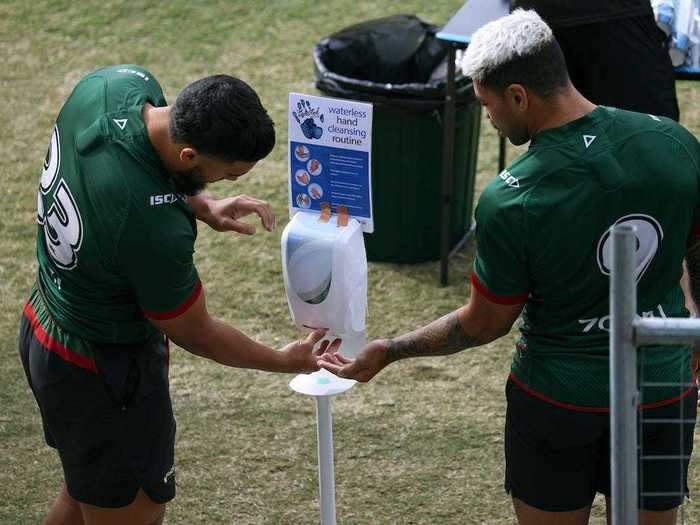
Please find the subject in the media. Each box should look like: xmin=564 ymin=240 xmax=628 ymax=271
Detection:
xmin=319 ymin=288 xmax=524 ymax=382
xmin=188 ymin=191 xmax=275 ymax=234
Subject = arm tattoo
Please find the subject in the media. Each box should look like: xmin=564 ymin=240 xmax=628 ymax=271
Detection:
xmin=385 ymin=311 xmax=481 ymax=363
xmin=686 ymin=238 xmax=700 ymax=309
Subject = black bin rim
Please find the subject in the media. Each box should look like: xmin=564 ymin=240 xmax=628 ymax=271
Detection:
xmin=313 ymin=41 xmax=476 ymax=111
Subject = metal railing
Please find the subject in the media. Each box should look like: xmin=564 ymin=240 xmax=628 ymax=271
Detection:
xmin=610 ymin=224 xmax=700 ymax=524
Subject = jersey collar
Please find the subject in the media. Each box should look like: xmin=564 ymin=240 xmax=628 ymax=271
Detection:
xmin=529 ymin=106 xmax=610 ymax=148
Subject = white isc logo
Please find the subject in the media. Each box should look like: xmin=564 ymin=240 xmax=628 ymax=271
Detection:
xmin=149 ymin=194 xmax=180 ymax=206
xmin=498 ymin=169 xmax=519 ymax=188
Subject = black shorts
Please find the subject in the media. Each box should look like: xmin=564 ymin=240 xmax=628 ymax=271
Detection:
xmin=504 ymin=378 xmax=696 ymax=512
xmin=553 ymin=14 xmax=679 ymax=121
xmin=18 ymin=313 xmax=177 ymax=508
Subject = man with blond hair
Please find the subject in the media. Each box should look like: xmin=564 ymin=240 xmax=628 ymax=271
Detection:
xmin=321 ymin=10 xmax=700 ymax=524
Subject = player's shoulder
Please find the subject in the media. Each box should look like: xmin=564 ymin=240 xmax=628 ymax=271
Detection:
xmin=59 ymin=65 xmax=165 ymax=152
xmin=606 ymin=107 xmax=700 ymax=169
xmin=85 ymin=65 xmax=164 ymax=103
xmin=91 ymin=65 xmax=156 ymax=83
xmin=67 ymin=65 xmax=161 ymax=108
xmin=93 ymin=147 xmax=181 ymax=218
xmin=72 ymin=127 xmax=175 ymax=227
xmin=478 ymin=142 xmax=573 ymax=233
xmin=64 ymin=66 xmax=164 ymax=132
xmin=608 ymin=107 xmax=697 ymax=147
xmin=481 ymin=149 xmax=545 ymax=202
xmin=478 ymin=161 xmax=532 ymax=227
xmin=120 ymin=189 xmax=196 ymax=254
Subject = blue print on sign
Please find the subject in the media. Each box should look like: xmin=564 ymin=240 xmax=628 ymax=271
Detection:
xmin=292 ymin=99 xmax=325 ymax=140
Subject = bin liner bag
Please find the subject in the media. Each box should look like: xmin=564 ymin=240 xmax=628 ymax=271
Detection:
xmin=314 ymin=14 xmax=474 ymax=107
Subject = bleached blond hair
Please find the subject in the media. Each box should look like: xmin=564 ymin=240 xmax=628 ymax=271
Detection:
xmin=461 ymin=9 xmax=555 ymax=84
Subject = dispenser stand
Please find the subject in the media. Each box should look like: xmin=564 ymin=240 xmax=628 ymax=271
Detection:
xmin=289 ymin=369 xmax=356 ymax=525
xmin=316 ymin=395 xmax=336 ymax=525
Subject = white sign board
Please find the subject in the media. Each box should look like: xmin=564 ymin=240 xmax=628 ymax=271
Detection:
xmin=288 ymin=92 xmax=374 ymax=233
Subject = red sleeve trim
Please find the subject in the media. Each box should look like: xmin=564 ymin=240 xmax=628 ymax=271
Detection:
xmin=470 ymin=274 xmax=528 ymax=305
xmin=143 ymin=280 xmax=203 ymax=320
xmin=691 ymin=225 xmax=700 ymax=236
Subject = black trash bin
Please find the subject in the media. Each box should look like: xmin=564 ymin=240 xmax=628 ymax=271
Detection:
xmin=314 ymin=14 xmax=481 ymax=263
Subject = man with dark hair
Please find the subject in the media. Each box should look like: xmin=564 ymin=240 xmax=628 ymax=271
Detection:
xmin=20 ymin=65 xmax=335 ymax=525
xmin=170 ymin=75 xmax=277 ymax=165
xmin=512 ymin=0 xmax=679 ymax=121
xmin=320 ymin=10 xmax=699 ymax=525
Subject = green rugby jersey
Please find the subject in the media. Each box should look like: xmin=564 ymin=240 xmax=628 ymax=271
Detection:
xmin=34 ymin=65 xmax=200 ymax=347
xmin=473 ymin=106 xmax=700 ymax=409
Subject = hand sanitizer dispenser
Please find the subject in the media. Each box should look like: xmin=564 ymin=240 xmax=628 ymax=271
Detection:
xmin=281 ymin=210 xmax=367 ymax=357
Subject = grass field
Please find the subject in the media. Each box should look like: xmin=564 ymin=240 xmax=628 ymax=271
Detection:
xmin=1 ymin=1 xmax=699 ymax=524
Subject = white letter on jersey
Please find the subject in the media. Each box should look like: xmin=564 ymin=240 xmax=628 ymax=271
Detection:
xmin=37 ymin=125 xmax=84 ymax=270
xmin=498 ymin=169 xmax=520 ymax=188
xmin=596 ymin=214 xmax=663 ymax=283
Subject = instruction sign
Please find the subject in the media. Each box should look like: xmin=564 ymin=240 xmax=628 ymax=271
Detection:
xmin=288 ymin=92 xmax=373 ymax=233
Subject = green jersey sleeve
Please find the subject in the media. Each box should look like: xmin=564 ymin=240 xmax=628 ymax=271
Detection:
xmin=117 ymin=198 xmax=201 ymax=319
xmin=472 ymin=182 xmax=530 ymax=304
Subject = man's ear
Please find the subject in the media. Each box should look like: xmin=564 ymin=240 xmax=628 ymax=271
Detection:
xmin=506 ymin=84 xmax=529 ymax=113
xmin=179 ymin=147 xmax=198 ymax=165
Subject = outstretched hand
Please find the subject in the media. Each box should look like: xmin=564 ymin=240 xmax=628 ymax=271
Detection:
xmin=280 ymin=329 xmax=342 ymax=374
xmin=318 ymin=339 xmax=391 ymax=383
xmin=192 ymin=193 xmax=276 ymax=235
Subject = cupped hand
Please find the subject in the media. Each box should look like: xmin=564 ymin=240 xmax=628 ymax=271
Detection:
xmin=318 ymin=339 xmax=391 ymax=383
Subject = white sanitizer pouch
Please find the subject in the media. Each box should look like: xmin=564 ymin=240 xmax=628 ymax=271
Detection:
xmin=281 ymin=212 xmax=367 ymax=352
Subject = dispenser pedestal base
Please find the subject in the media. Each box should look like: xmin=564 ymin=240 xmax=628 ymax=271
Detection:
xmin=290 ymin=370 xmax=356 ymax=525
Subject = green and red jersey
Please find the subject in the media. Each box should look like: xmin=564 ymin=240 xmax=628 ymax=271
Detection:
xmin=32 ymin=65 xmax=201 ymax=367
xmin=473 ymin=106 xmax=700 ymax=409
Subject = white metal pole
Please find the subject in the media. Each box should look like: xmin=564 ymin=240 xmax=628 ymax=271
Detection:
xmin=610 ymin=224 xmax=639 ymax=525
xmin=315 ymin=395 xmax=337 ymax=525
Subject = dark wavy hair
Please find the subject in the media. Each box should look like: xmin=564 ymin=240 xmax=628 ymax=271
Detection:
xmin=170 ymin=75 xmax=275 ymax=162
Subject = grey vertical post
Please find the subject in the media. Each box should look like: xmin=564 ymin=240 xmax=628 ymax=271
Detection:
xmin=315 ymin=396 xmax=336 ymax=525
xmin=610 ymin=224 xmax=639 ymax=525
xmin=440 ymin=44 xmax=456 ymax=287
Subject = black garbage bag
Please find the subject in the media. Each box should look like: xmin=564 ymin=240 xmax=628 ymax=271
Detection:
xmin=314 ymin=14 xmax=474 ymax=110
